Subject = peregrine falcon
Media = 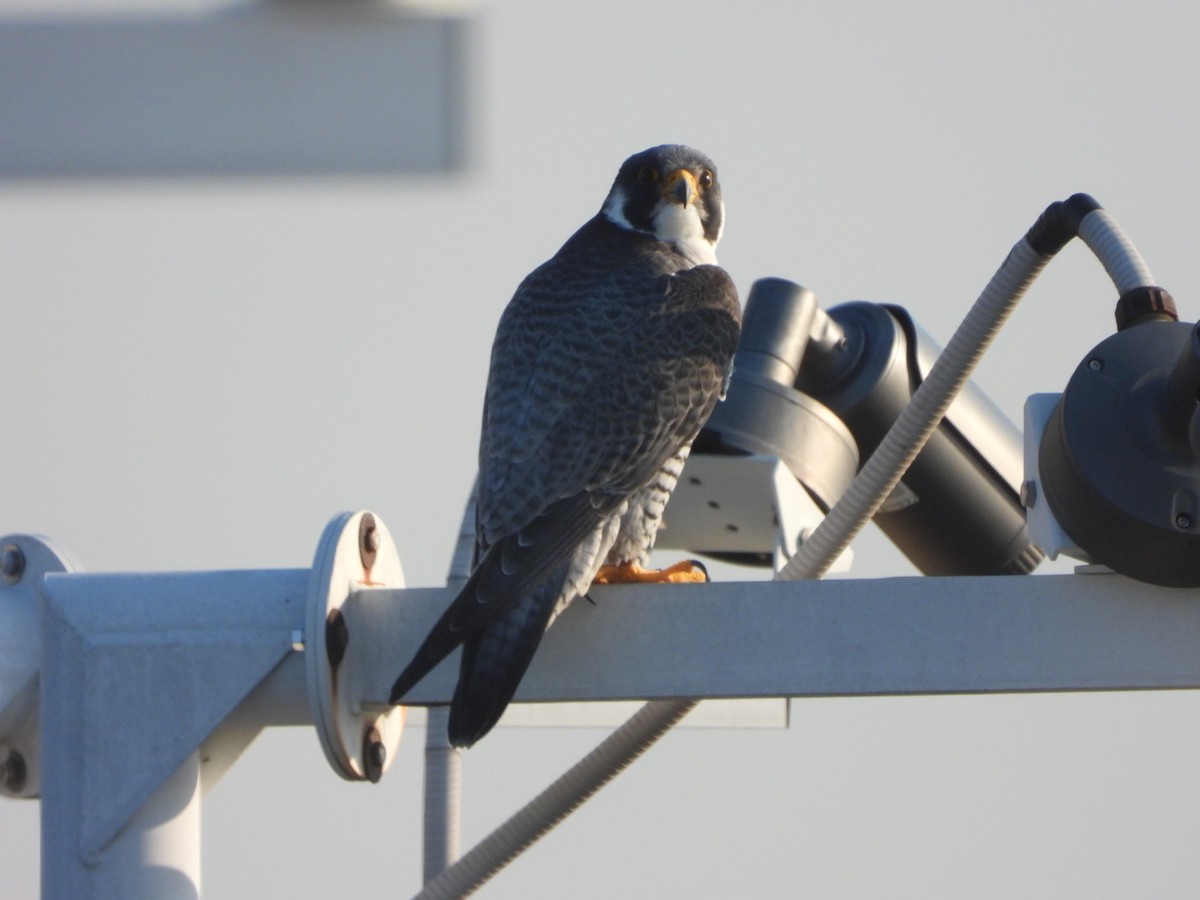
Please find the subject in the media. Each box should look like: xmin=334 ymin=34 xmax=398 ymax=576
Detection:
xmin=389 ymin=144 xmax=742 ymax=747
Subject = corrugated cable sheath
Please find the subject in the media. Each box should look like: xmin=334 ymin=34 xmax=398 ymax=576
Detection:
xmin=414 ymin=698 xmax=696 ymax=899
xmin=774 ymin=197 xmax=1156 ymax=583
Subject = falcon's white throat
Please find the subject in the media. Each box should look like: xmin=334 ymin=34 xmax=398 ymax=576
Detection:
xmin=603 ymin=188 xmax=721 ymax=266
xmin=652 ymin=200 xmax=720 ymax=266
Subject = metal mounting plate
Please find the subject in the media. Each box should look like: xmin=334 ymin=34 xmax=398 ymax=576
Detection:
xmin=307 ymin=511 xmax=406 ymax=782
xmin=0 ymin=534 xmax=79 ymax=798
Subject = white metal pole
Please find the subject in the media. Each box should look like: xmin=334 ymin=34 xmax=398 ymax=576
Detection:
xmin=415 ymin=698 xmax=695 ymax=899
xmin=422 ymin=706 xmax=461 ymax=882
xmin=421 ymin=487 xmax=476 ymax=882
xmin=96 ymin=752 xmax=202 ymax=898
xmin=41 ymin=750 xmax=202 ymax=899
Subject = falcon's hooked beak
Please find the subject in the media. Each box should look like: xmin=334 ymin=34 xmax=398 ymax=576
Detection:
xmin=663 ymin=168 xmax=699 ymax=207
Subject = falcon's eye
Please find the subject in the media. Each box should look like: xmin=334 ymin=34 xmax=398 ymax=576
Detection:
xmin=699 ymin=169 xmax=714 ymax=188
xmin=638 ymin=166 xmax=658 ymax=185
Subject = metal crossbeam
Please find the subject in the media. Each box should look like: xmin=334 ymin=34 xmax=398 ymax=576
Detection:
xmin=10 ymin=514 xmax=1200 ymax=899
xmin=352 ymin=571 xmax=1200 ymax=707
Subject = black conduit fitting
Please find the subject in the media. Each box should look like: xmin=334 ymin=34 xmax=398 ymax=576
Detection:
xmin=1025 ymin=193 xmax=1101 ymax=256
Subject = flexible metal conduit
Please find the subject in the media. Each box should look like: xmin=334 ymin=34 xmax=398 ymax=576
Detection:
xmin=775 ymin=194 xmax=1156 ymax=581
xmin=415 ymin=195 xmax=1159 ymax=897
xmin=1078 ymin=208 xmax=1157 ymax=295
xmin=416 ymin=698 xmax=695 ymax=899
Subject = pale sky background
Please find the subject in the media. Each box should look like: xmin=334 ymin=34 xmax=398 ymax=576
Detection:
xmin=5 ymin=1 xmax=1200 ymax=897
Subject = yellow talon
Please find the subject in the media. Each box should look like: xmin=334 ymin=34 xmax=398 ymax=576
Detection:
xmin=592 ymin=560 xmax=709 ymax=585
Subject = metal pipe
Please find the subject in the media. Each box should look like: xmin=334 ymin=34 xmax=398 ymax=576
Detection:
xmin=421 ymin=486 xmax=476 ymax=882
xmin=414 ymin=698 xmax=695 ymax=899
xmin=422 ymin=706 xmax=462 ymax=882
xmin=42 ymin=752 xmax=203 ymax=899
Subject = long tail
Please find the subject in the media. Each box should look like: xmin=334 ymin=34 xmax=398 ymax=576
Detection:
xmin=389 ymin=493 xmax=609 ymax=706
xmin=448 ymin=566 xmax=568 ymax=747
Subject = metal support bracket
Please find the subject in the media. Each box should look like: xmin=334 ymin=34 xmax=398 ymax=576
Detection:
xmin=654 ymin=453 xmax=853 ymax=573
xmin=307 ymin=510 xmax=407 ymax=783
xmin=1024 ymin=393 xmax=1088 ymax=563
xmin=4 ymin=510 xmax=408 ymax=898
xmin=40 ymin=566 xmax=308 ymax=873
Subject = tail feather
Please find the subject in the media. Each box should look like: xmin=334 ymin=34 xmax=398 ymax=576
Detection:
xmin=447 ymin=568 xmax=567 ymax=747
xmin=389 ymin=492 xmax=611 ymax=707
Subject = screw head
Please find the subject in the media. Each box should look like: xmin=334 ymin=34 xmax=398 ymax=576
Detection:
xmin=1087 ymin=358 xmax=1104 ymax=372
xmin=1020 ymin=480 xmax=1038 ymax=509
xmin=1 ymin=544 xmax=24 ymax=583
xmin=1177 ymin=514 xmax=1192 ymax=530
xmin=362 ymin=725 xmax=386 ymax=783
xmin=2 ymin=749 xmax=27 ymax=793
xmin=325 ymin=608 xmax=349 ymax=668
xmin=358 ymin=513 xmax=379 ymax=570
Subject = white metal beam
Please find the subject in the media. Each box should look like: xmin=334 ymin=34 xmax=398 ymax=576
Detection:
xmin=17 ymin=511 xmax=1200 ymax=898
xmin=353 ymin=572 xmax=1200 ymax=707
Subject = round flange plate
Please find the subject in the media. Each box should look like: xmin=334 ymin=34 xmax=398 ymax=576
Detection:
xmin=307 ymin=511 xmax=406 ymax=782
xmin=0 ymin=534 xmax=81 ymax=798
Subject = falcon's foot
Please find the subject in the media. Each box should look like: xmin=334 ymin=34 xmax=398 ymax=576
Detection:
xmin=592 ymin=559 xmax=709 ymax=585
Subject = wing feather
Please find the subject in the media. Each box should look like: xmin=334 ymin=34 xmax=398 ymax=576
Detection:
xmin=389 ymin=214 xmax=741 ymax=747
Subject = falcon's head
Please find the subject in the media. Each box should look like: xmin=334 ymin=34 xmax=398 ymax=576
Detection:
xmin=601 ymin=144 xmax=725 ymax=266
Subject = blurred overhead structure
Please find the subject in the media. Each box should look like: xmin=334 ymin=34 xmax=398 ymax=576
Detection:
xmin=0 ymin=1 xmax=473 ymax=178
